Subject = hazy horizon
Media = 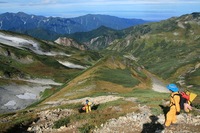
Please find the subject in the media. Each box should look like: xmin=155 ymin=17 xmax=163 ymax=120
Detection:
xmin=0 ymin=0 xmax=200 ymax=21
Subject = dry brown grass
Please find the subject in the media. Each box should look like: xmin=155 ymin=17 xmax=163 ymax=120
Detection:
xmin=68 ymin=100 xmax=140 ymax=131
xmin=95 ymin=80 xmax=133 ymax=93
xmin=168 ymin=63 xmax=194 ymax=82
xmin=23 ymin=61 xmax=55 ymax=76
xmin=40 ymin=56 xmax=151 ymax=108
xmin=40 ymin=60 xmax=100 ymax=103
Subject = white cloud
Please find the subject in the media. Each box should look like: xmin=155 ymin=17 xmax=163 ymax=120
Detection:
xmin=53 ymin=0 xmax=200 ymax=5
xmin=41 ymin=0 xmax=57 ymax=4
xmin=2 ymin=0 xmax=200 ymax=7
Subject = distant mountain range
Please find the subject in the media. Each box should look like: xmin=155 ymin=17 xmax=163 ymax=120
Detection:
xmin=0 ymin=12 xmax=150 ymax=40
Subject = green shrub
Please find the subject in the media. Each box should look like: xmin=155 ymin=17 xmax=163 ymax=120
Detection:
xmin=53 ymin=117 xmax=70 ymax=129
xmin=78 ymin=123 xmax=95 ymax=133
xmin=120 ymin=89 xmax=168 ymax=115
xmin=193 ymin=104 xmax=200 ymax=109
xmin=96 ymin=68 xmax=140 ymax=87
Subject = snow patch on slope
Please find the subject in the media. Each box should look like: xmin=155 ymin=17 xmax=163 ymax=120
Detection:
xmin=0 ymin=21 xmax=2 ymax=29
xmin=16 ymin=93 xmax=37 ymax=100
xmin=0 ymin=79 xmax=61 ymax=113
xmin=4 ymin=100 xmax=16 ymax=107
xmin=0 ymin=33 xmax=69 ymax=56
xmin=0 ymin=33 xmax=39 ymax=49
xmin=58 ymin=60 xmax=86 ymax=69
xmin=22 ymin=78 xmax=62 ymax=85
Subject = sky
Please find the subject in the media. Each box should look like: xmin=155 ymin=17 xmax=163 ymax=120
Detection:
xmin=0 ymin=0 xmax=200 ymax=20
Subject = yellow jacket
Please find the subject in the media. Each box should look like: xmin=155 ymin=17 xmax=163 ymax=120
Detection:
xmin=170 ymin=92 xmax=180 ymax=112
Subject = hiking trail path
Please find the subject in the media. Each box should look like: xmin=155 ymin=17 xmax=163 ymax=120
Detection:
xmin=26 ymin=73 xmax=200 ymax=133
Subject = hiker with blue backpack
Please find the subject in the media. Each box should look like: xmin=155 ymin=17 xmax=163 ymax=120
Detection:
xmin=164 ymin=84 xmax=180 ymax=127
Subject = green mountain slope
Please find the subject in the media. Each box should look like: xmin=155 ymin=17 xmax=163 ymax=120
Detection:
xmin=0 ymin=30 xmax=102 ymax=115
xmin=107 ymin=13 xmax=200 ymax=89
xmin=40 ymin=54 xmax=148 ymax=102
xmin=0 ymin=30 xmax=101 ymax=84
xmin=66 ymin=26 xmax=125 ymax=50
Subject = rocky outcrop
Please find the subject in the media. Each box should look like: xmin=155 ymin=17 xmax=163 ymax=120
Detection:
xmin=55 ymin=37 xmax=87 ymax=50
xmin=27 ymin=108 xmax=74 ymax=133
xmin=26 ymin=104 xmax=200 ymax=133
xmin=93 ymin=105 xmax=200 ymax=133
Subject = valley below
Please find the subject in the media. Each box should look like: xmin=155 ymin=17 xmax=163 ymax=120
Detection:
xmin=0 ymin=78 xmax=61 ymax=113
xmin=0 ymin=60 xmax=168 ymax=114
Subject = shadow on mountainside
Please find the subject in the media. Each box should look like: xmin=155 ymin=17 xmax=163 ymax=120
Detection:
xmin=141 ymin=115 xmax=164 ymax=133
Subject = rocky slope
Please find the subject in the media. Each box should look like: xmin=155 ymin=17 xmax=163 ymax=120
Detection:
xmin=93 ymin=105 xmax=200 ymax=133
xmin=55 ymin=37 xmax=87 ymax=50
xmin=65 ymin=26 xmax=125 ymax=50
xmin=12 ymin=95 xmax=200 ymax=133
xmin=19 ymin=74 xmax=199 ymax=133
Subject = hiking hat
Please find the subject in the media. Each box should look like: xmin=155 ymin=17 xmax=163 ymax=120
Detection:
xmin=86 ymin=99 xmax=89 ymax=103
xmin=166 ymin=84 xmax=179 ymax=92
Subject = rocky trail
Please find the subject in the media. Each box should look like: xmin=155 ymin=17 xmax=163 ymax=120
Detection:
xmin=24 ymin=75 xmax=200 ymax=133
xmin=2 ymin=72 xmax=199 ymax=133
xmin=26 ymin=103 xmax=200 ymax=133
xmin=93 ymin=105 xmax=200 ymax=133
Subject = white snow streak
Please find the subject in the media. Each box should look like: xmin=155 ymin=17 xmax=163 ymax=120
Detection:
xmin=58 ymin=61 xmax=86 ymax=69
xmin=4 ymin=100 xmax=16 ymax=107
xmin=0 ymin=33 xmax=69 ymax=56
xmin=0 ymin=21 xmax=2 ymax=29
xmin=16 ymin=93 xmax=37 ymax=100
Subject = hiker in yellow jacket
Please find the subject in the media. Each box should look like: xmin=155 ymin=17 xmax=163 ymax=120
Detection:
xmin=165 ymin=84 xmax=180 ymax=127
xmin=85 ymin=99 xmax=92 ymax=113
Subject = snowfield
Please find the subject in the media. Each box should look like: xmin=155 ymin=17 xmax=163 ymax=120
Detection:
xmin=16 ymin=92 xmax=37 ymax=100
xmin=0 ymin=33 xmax=39 ymax=50
xmin=0 ymin=78 xmax=62 ymax=113
xmin=0 ymin=33 xmax=69 ymax=56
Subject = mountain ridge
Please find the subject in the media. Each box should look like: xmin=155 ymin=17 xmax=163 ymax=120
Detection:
xmin=65 ymin=12 xmax=200 ymax=50
xmin=0 ymin=12 xmax=150 ymax=40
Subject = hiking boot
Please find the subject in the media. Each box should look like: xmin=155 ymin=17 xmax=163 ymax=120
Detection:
xmin=162 ymin=124 xmax=169 ymax=129
xmin=171 ymin=123 xmax=178 ymax=126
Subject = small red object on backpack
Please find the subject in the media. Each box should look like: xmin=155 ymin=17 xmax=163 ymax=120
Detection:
xmin=180 ymin=92 xmax=189 ymax=101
